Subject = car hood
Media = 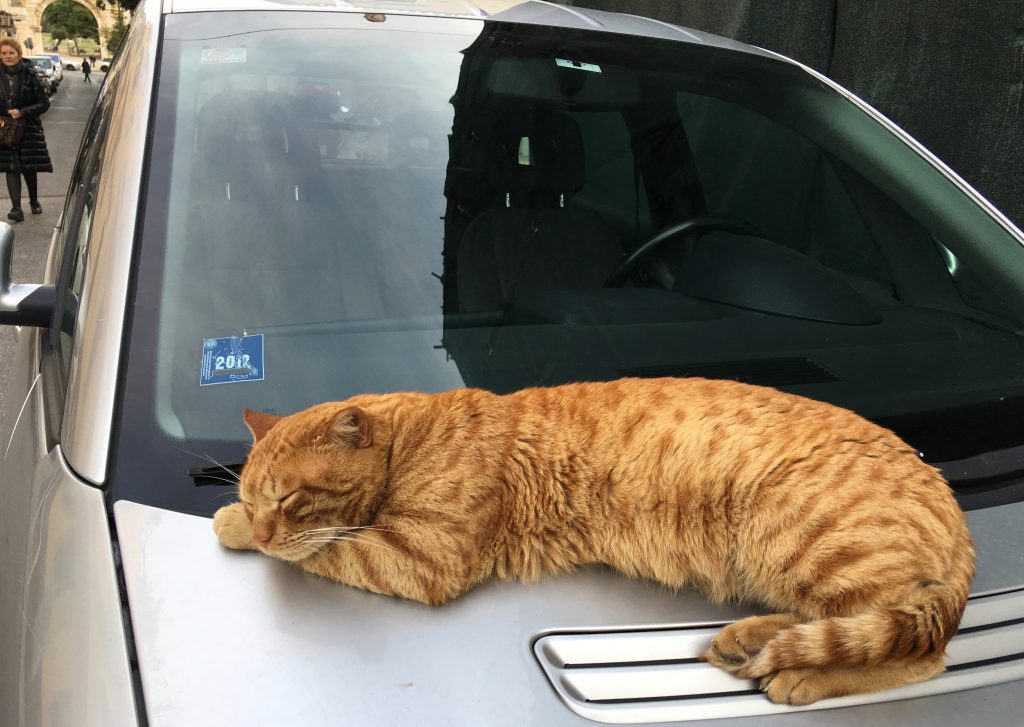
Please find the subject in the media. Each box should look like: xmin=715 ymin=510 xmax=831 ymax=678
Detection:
xmin=115 ymin=500 xmax=1024 ymax=726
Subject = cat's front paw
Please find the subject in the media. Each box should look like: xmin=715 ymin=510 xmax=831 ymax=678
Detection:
xmin=213 ymin=502 xmax=257 ymax=551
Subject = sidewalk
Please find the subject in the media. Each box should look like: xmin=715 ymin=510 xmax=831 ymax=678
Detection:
xmin=0 ymin=75 xmax=101 ymax=430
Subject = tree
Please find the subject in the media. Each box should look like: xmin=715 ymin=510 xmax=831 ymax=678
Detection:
xmin=42 ymin=0 xmax=99 ymax=55
xmin=95 ymin=0 xmax=140 ymax=13
xmin=103 ymin=8 xmax=128 ymax=55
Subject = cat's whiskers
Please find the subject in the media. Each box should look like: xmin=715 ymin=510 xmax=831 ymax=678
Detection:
xmin=176 ymin=447 xmax=242 ymax=483
xmin=202 ymin=476 xmax=241 ymax=489
xmin=338 ymin=533 xmax=402 ymax=556
xmin=302 ymin=526 xmax=362 ymax=534
xmin=304 ymin=525 xmax=398 ymax=535
xmin=350 ymin=525 xmax=398 ymax=533
xmin=208 ymin=490 xmax=241 ymax=504
xmin=199 ymin=453 xmax=242 ymax=482
xmin=303 ymin=535 xmax=366 ymax=545
xmin=301 ymin=533 xmax=402 ymax=556
xmin=302 ymin=538 xmax=353 ymax=558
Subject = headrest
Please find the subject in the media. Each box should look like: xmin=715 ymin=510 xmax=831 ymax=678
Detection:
xmin=487 ymin=110 xmax=585 ymax=197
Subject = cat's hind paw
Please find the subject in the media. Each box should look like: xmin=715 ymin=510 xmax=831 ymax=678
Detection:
xmin=213 ymin=502 xmax=257 ymax=551
xmin=760 ymin=668 xmax=824 ymax=705
xmin=700 ymin=614 xmax=802 ymax=674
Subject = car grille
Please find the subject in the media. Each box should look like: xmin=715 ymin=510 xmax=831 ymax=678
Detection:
xmin=533 ymin=586 xmax=1024 ymax=722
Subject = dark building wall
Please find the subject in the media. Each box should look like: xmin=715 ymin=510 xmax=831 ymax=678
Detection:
xmin=557 ymin=1 xmax=1024 ymax=230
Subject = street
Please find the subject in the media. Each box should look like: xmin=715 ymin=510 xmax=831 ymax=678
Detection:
xmin=0 ymin=72 xmax=100 ymax=432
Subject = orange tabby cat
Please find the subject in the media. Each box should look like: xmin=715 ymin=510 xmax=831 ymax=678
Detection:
xmin=213 ymin=377 xmax=974 ymax=705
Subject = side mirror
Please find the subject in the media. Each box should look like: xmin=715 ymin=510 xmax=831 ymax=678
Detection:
xmin=0 ymin=222 xmax=56 ymax=327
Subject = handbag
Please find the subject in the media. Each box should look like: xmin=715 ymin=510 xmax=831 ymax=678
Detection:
xmin=0 ymin=115 xmax=24 ymax=148
xmin=0 ymin=71 xmax=25 ymax=148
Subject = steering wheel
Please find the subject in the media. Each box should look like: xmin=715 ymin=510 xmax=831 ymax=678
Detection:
xmin=604 ymin=213 xmax=761 ymax=287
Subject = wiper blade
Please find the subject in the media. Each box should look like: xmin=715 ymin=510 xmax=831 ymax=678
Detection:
xmin=189 ymin=461 xmax=244 ymax=487
xmin=936 ymin=444 xmax=1024 ymax=487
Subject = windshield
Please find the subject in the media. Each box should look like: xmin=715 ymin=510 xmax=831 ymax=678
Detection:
xmin=30 ymin=58 xmax=52 ymax=69
xmin=113 ymin=11 xmax=1024 ymax=515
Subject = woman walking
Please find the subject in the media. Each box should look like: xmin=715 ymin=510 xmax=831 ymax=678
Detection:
xmin=0 ymin=38 xmax=52 ymax=222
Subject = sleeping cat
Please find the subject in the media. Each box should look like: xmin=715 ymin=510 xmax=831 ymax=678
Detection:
xmin=213 ymin=377 xmax=974 ymax=706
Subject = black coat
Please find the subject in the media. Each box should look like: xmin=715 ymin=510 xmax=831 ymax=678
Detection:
xmin=0 ymin=60 xmax=53 ymax=174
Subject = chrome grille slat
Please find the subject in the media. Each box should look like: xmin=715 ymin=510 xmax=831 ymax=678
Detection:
xmin=541 ymin=627 xmax=719 ymax=668
xmin=561 ymin=661 xmax=755 ymax=702
xmin=958 ymin=588 xmax=1024 ymax=630
xmin=946 ymin=620 xmax=1024 ymax=665
xmin=535 ymin=587 xmax=1024 ymax=723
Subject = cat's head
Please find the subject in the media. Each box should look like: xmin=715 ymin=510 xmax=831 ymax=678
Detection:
xmin=236 ymin=404 xmax=388 ymax=561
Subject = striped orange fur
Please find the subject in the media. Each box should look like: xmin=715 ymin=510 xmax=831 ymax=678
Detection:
xmin=213 ymin=377 xmax=974 ymax=705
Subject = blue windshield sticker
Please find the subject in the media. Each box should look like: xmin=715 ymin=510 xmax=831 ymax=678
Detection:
xmin=200 ymin=334 xmax=264 ymax=386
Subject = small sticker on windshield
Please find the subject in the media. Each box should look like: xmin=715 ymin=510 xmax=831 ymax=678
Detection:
xmin=201 ymin=48 xmax=247 ymax=65
xmin=200 ymin=334 xmax=264 ymax=386
xmin=555 ymin=58 xmax=602 ymax=73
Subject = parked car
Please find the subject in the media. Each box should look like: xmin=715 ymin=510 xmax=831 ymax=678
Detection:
xmin=64 ymin=57 xmax=81 ymax=71
xmin=28 ymin=64 xmax=53 ymax=96
xmin=26 ymin=55 xmax=58 ymax=91
xmin=3 ymin=0 xmax=1024 ymax=725
xmin=44 ymin=53 xmax=63 ymax=83
xmin=99 ymin=56 xmax=113 ymax=71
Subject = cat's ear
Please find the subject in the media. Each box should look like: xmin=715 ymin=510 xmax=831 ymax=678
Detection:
xmin=327 ymin=406 xmax=373 ymax=448
xmin=243 ymin=408 xmax=283 ymax=443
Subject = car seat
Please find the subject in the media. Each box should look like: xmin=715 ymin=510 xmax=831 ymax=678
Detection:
xmin=456 ymin=109 xmax=624 ymax=312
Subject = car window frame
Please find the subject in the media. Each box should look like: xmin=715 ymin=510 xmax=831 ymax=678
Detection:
xmin=38 ymin=81 xmax=116 ymax=446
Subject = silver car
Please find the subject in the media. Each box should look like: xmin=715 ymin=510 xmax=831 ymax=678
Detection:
xmin=26 ymin=56 xmax=59 ymax=91
xmin=3 ymin=0 xmax=1024 ymax=725
xmin=45 ymin=53 xmax=64 ymax=84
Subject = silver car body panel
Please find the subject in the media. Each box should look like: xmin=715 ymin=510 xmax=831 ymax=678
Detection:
xmin=59 ymin=0 xmax=161 ymax=486
xmin=0 ymin=331 xmax=136 ymax=727
xmin=116 ymin=498 xmax=1024 ymax=726
xmin=166 ymin=0 xmax=520 ymax=15
xmin=164 ymin=0 xmax=775 ymax=54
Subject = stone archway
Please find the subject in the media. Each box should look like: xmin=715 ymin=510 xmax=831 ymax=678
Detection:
xmin=16 ymin=0 xmax=120 ymax=59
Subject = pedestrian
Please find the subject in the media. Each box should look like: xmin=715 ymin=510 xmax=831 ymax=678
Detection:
xmin=81 ymin=58 xmax=91 ymax=83
xmin=0 ymin=37 xmax=52 ymax=222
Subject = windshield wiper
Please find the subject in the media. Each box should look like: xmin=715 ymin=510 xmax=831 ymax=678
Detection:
xmin=935 ymin=444 xmax=1024 ymax=488
xmin=189 ymin=461 xmax=245 ymax=487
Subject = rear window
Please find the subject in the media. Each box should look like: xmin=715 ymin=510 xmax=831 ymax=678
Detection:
xmin=112 ymin=11 xmax=1024 ymax=514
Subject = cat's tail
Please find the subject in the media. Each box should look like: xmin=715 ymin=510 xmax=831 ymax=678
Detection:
xmin=739 ymin=578 xmax=971 ymax=677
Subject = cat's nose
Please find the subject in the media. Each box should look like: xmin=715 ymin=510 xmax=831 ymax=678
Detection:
xmin=253 ymin=527 xmax=273 ymax=546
